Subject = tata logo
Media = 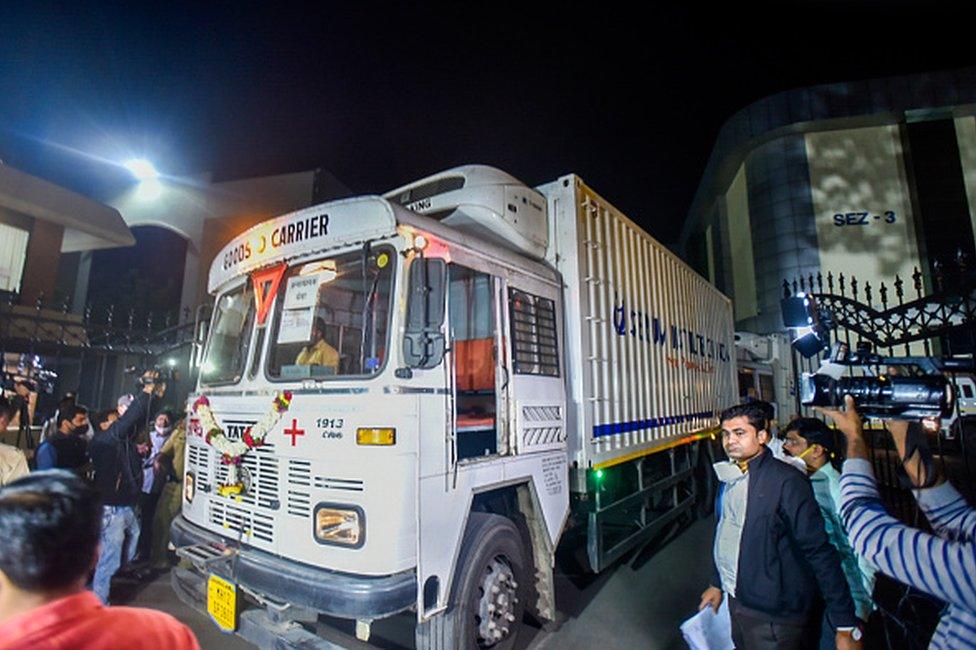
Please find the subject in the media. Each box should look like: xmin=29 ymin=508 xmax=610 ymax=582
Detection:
xmin=222 ymin=420 xmax=257 ymax=442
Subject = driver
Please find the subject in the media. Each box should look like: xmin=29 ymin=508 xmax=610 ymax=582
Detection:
xmin=295 ymin=317 xmax=339 ymax=371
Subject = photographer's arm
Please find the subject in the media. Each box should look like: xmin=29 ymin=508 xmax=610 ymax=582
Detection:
xmin=816 ymin=396 xmax=869 ymax=461
xmin=838 ymin=458 xmax=976 ymax=610
xmin=95 ymin=375 xmax=165 ymax=444
xmin=823 ymin=399 xmax=976 ymax=609
xmin=886 ymin=420 xmax=976 ymax=542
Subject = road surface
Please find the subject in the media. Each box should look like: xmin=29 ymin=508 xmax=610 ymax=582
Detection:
xmin=120 ymin=518 xmax=713 ymax=649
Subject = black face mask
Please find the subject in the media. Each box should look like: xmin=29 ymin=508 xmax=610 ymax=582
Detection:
xmin=71 ymin=425 xmax=88 ymax=437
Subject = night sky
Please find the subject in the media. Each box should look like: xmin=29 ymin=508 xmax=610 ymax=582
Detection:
xmin=1 ymin=2 xmax=974 ymax=244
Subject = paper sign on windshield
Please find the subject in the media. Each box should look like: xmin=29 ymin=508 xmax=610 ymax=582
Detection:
xmin=278 ymin=307 xmax=314 ymax=343
xmin=283 ymin=275 xmax=320 ymax=311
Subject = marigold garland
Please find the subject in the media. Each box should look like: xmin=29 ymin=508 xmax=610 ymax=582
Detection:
xmin=193 ymin=391 xmax=293 ymax=495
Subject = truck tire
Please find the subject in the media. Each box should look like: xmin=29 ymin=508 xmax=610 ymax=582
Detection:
xmin=416 ymin=512 xmax=527 ymax=649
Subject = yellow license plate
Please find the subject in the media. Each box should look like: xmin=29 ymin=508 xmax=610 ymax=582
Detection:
xmin=207 ymin=574 xmax=238 ymax=632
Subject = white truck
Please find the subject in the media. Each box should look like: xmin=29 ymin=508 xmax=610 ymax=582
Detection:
xmin=171 ymin=166 xmax=736 ymax=648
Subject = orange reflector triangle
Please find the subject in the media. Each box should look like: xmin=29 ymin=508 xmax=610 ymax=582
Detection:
xmin=251 ymin=263 xmax=286 ymax=327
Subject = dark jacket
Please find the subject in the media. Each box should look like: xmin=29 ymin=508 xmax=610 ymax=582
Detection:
xmin=35 ymin=433 xmax=89 ymax=471
xmin=90 ymin=391 xmax=153 ymax=507
xmin=712 ymin=447 xmax=858 ymax=629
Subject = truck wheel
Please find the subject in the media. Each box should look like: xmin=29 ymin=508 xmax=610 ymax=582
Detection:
xmin=416 ymin=512 xmax=527 ymax=649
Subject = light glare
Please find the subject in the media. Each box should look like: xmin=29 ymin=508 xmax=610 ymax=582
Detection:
xmin=124 ymin=158 xmax=159 ymax=180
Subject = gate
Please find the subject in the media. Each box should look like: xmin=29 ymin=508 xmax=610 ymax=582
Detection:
xmin=1 ymin=292 xmax=207 ymax=444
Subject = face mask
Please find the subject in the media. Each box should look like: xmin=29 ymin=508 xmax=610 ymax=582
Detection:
xmin=785 ymin=444 xmax=821 ymax=473
xmin=713 ymin=461 xmax=746 ymax=483
xmin=155 ymin=425 xmax=172 ymax=435
xmin=796 ymin=445 xmax=816 ymax=462
xmin=72 ymin=425 xmax=88 ymax=437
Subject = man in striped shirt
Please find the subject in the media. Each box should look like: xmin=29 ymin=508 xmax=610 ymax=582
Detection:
xmin=820 ymin=396 xmax=976 ymax=648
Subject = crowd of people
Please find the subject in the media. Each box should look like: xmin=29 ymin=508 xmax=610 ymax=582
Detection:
xmin=0 ymin=372 xmax=187 ymax=605
xmin=700 ymin=399 xmax=976 ymax=649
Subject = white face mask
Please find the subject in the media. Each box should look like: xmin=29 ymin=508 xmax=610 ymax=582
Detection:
xmin=155 ymin=424 xmax=172 ymax=435
xmin=713 ymin=461 xmax=746 ymax=484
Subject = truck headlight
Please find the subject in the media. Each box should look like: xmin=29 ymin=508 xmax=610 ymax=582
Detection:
xmin=313 ymin=504 xmax=365 ymax=547
xmin=184 ymin=472 xmax=195 ymax=503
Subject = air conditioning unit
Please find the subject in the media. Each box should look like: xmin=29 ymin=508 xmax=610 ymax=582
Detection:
xmin=384 ymin=165 xmax=548 ymax=259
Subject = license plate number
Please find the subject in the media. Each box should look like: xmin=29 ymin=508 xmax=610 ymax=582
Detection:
xmin=207 ymin=574 xmax=238 ymax=632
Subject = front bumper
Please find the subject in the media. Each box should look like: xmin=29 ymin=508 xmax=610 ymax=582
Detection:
xmin=170 ymin=515 xmax=415 ymax=620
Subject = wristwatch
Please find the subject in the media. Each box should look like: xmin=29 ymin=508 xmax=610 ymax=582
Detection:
xmin=837 ymin=626 xmax=863 ymax=641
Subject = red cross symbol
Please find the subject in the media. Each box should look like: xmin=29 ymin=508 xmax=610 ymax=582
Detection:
xmin=283 ymin=419 xmax=305 ymax=446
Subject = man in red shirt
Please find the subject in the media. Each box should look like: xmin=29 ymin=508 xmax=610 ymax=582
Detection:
xmin=0 ymin=471 xmax=199 ymax=649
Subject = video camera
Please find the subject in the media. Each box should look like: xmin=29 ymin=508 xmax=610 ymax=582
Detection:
xmin=1 ymin=371 xmax=55 ymax=395
xmin=782 ymin=293 xmax=966 ymax=419
xmin=124 ymin=364 xmax=178 ymax=387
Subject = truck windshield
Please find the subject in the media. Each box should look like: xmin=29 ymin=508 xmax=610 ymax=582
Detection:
xmin=267 ymin=245 xmax=395 ymax=379
xmin=200 ymin=282 xmax=255 ymax=385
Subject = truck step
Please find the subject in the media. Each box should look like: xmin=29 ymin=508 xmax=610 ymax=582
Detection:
xmin=175 ymin=542 xmax=234 ymax=572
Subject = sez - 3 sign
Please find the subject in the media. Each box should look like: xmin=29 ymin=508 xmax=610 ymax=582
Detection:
xmin=832 ymin=211 xmax=897 ymax=226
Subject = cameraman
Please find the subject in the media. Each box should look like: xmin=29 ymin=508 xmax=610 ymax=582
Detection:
xmin=89 ymin=371 xmax=166 ymax=604
xmin=820 ymin=396 xmax=976 ymax=648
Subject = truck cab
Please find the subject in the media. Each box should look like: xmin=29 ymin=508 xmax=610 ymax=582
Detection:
xmin=172 ymin=176 xmax=569 ymax=648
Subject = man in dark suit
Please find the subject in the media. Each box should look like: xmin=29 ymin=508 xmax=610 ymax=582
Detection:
xmin=699 ymin=403 xmax=862 ymax=649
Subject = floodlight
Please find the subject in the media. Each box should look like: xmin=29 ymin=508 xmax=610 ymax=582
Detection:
xmin=781 ymin=294 xmax=814 ymax=329
xmin=123 ymin=158 xmax=159 ymax=181
xmin=781 ymin=293 xmax=829 ymax=358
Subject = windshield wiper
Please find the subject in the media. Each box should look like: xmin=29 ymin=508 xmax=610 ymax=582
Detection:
xmin=359 ymin=242 xmax=381 ymax=373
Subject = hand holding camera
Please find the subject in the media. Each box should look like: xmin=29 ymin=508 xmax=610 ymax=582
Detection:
xmin=817 ymin=395 xmax=943 ymax=488
xmin=816 ymin=395 xmax=870 ymax=461
xmin=139 ymin=370 xmax=167 ymax=397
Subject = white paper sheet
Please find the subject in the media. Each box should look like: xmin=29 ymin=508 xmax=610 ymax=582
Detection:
xmin=679 ymin=598 xmax=733 ymax=650
xmin=277 ymin=307 xmax=314 ymax=343
xmin=283 ymin=275 xmax=320 ymax=310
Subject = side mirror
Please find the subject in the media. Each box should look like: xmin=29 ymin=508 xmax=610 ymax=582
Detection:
xmin=403 ymin=257 xmax=447 ymax=369
xmin=195 ymin=319 xmax=210 ymax=347
xmin=192 ymin=305 xmax=211 ymax=369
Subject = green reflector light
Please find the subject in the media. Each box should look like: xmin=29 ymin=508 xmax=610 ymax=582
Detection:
xmin=595 ymin=469 xmax=605 ymax=481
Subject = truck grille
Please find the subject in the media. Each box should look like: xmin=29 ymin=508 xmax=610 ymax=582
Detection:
xmin=286 ymin=459 xmax=364 ymax=517
xmin=187 ymin=444 xmax=211 ymax=486
xmin=214 ymin=445 xmax=279 ymax=510
xmin=209 ymin=500 xmax=275 ymax=544
xmin=287 ymin=460 xmax=312 ymax=517
xmin=186 ymin=427 xmax=364 ymax=542
xmin=314 ymin=476 xmax=365 ymax=491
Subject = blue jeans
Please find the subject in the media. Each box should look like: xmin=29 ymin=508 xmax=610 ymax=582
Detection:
xmin=92 ymin=505 xmax=140 ymax=604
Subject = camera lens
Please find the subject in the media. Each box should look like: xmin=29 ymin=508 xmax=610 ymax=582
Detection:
xmin=800 ymin=373 xmax=951 ymax=419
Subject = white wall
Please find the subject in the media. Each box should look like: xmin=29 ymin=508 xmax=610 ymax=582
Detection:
xmin=725 ymin=164 xmax=757 ymax=321
xmin=955 ymin=116 xmax=976 ymax=245
xmin=806 ymin=125 xmax=921 ymax=288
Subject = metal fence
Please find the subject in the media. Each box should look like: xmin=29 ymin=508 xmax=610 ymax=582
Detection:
xmin=1 ymin=291 xmax=206 ymax=424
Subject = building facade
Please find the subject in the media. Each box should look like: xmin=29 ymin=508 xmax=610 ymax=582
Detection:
xmin=681 ymin=67 xmax=976 ymax=334
xmin=0 ymin=161 xmax=133 ymax=306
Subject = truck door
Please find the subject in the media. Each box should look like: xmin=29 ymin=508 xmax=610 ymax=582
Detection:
xmin=448 ymin=264 xmax=510 ymax=460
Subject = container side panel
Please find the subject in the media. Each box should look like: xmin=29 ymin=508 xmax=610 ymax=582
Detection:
xmin=541 ymin=176 xmax=736 ymax=469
